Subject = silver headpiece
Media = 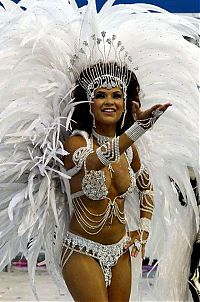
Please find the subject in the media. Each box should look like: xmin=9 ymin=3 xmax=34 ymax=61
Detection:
xmin=69 ymin=32 xmax=138 ymax=128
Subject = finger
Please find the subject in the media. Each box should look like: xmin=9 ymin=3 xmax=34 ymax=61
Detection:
xmin=132 ymin=101 xmax=140 ymax=109
xmin=124 ymin=233 xmax=134 ymax=249
xmin=150 ymin=102 xmax=172 ymax=114
xmin=132 ymin=101 xmax=141 ymax=114
xmin=126 ymin=231 xmax=141 ymax=250
xmin=158 ymin=102 xmax=172 ymax=112
xmin=141 ymin=246 xmax=145 ymax=259
xmin=151 ymin=102 xmax=172 ymax=113
xmin=148 ymin=104 xmax=162 ymax=114
xmin=131 ymin=246 xmax=139 ymax=257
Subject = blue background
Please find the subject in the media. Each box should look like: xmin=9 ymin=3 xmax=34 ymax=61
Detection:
xmin=1 ymin=0 xmax=200 ymax=13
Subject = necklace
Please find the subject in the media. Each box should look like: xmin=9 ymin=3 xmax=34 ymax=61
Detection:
xmin=92 ymin=128 xmax=116 ymax=176
xmin=92 ymin=129 xmax=116 ymax=145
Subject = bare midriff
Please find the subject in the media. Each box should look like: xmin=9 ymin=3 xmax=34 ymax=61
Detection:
xmin=67 ymin=154 xmax=132 ymax=244
xmin=69 ymin=195 xmax=127 ymax=244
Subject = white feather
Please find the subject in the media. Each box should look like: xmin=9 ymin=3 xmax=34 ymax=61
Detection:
xmin=0 ymin=1 xmax=199 ymax=301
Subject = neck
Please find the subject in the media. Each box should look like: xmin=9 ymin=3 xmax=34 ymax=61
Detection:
xmin=94 ymin=123 xmax=116 ymax=137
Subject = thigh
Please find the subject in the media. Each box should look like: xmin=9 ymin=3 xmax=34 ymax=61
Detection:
xmin=107 ymin=251 xmax=132 ymax=302
xmin=62 ymin=250 xmax=109 ymax=302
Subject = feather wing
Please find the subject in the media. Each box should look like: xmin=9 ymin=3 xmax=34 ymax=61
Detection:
xmin=0 ymin=1 xmax=199 ymax=300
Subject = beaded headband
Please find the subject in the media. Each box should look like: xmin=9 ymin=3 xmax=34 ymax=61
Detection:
xmin=79 ymin=62 xmax=131 ymax=106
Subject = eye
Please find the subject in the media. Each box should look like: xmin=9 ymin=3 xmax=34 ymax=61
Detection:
xmin=95 ymin=92 xmax=105 ymax=99
xmin=113 ymin=92 xmax=123 ymax=99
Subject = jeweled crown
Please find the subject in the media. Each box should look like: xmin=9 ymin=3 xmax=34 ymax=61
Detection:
xmin=68 ymin=31 xmax=138 ymax=100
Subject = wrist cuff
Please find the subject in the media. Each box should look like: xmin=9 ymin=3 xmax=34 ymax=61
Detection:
xmin=139 ymin=217 xmax=151 ymax=233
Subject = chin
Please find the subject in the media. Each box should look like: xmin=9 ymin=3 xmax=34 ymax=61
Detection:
xmin=96 ymin=118 xmax=120 ymax=126
xmin=96 ymin=115 xmax=122 ymax=124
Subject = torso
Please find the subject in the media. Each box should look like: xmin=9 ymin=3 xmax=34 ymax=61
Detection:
xmin=65 ymin=132 xmax=137 ymax=244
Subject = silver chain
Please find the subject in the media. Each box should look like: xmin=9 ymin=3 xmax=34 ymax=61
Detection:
xmin=72 ymin=196 xmax=126 ymax=235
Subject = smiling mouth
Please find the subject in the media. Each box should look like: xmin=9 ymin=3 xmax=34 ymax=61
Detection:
xmin=101 ymin=108 xmax=116 ymax=112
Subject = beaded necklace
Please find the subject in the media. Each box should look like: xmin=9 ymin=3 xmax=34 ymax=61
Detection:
xmin=92 ymin=129 xmax=116 ymax=175
xmin=92 ymin=129 xmax=116 ymax=145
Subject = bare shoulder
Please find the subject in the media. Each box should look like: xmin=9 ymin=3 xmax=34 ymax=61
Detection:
xmin=63 ymin=134 xmax=88 ymax=169
xmin=64 ymin=134 xmax=87 ymax=154
xmin=130 ymin=143 xmax=141 ymax=173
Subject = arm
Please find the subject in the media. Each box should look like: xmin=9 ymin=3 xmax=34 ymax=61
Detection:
xmin=63 ymin=135 xmax=92 ymax=173
xmin=128 ymin=144 xmax=154 ymax=258
xmin=64 ymin=102 xmax=171 ymax=172
xmin=86 ymin=102 xmax=171 ymax=171
xmin=136 ymin=164 xmax=153 ymax=242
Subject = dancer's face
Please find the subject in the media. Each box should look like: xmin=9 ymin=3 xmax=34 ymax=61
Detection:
xmin=91 ymin=86 xmax=125 ymax=127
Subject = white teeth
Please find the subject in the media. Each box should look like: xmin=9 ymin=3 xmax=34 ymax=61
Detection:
xmin=103 ymin=109 xmax=115 ymax=112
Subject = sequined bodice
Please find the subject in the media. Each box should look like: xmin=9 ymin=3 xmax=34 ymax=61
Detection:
xmin=82 ymin=169 xmax=108 ymax=200
xmin=81 ymin=154 xmax=135 ymax=200
xmin=70 ymin=133 xmax=136 ymax=201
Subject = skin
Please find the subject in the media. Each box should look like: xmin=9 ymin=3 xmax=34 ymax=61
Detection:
xmin=62 ymin=87 xmax=171 ymax=302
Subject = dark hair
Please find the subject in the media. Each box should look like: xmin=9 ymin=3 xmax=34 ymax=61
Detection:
xmin=71 ymin=63 xmax=140 ymax=136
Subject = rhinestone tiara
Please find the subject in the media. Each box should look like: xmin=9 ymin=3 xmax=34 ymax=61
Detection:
xmin=68 ymin=31 xmax=138 ymax=100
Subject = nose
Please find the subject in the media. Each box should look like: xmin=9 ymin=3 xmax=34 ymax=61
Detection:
xmin=104 ymin=95 xmax=114 ymax=105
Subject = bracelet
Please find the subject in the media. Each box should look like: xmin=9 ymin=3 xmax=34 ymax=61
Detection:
xmin=139 ymin=217 xmax=151 ymax=233
xmin=125 ymin=109 xmax=164 ymax=142
xmin=125 ymin=121 xmax=146 ymax=142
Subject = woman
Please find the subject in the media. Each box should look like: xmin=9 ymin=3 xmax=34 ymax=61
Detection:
xmin=61 ymin=63 xmax=171 ymax=301
xmin=0 ymin=1 xmax=198 ymax=301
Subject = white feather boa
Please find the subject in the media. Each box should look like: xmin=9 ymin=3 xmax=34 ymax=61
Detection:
xmin=0 ymin=0 xmax=199 ymax=300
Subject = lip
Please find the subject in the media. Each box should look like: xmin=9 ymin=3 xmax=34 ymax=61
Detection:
xmin=102 ymin=111 xmax=115 ymax=116
xmin=101 ymin=108 xmax=116 ymax=113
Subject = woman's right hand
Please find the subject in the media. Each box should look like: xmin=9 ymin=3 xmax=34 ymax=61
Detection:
xmin=126 ymin=230 xmax=142 ymax=258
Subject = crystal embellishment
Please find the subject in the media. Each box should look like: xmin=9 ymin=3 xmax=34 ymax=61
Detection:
xmin=82 ymin=170 xmax=108 ymax=200
xmin=62 ymin=232 xmax=130 ymax=287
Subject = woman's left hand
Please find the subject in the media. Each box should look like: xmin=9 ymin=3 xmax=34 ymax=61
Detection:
xmin=125 ymin=230 xmax=146 ymax=258
xmin=132 ymin=101 xmax=172 ymax=122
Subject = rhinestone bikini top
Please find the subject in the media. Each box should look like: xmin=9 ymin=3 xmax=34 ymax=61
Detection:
xmin=66 ymin=130 xmax=136 ymax=201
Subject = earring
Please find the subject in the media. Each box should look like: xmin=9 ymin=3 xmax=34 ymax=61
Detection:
xmin=93 ymin=116 xmax=96 ymax=128
xmin=121 ymin=98 xmax=127 ymax=129
xmin=89 ymin=102 xmax=96 ymax=128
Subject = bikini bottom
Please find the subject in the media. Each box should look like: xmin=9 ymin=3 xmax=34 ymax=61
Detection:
xmin=60 ymin=231 xmax=131 ymax=287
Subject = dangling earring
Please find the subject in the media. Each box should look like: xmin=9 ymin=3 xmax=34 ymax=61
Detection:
xmin=89 ymin=102 xmax=96 ymax=128
xmin=93 ymin=115 xmax=96 ymax=128
xmin=121 ymin=98 xmax=127 ymax=129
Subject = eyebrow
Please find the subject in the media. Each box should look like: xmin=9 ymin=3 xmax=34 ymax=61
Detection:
xmin=95 ymin=90 xmax=106 ymax=94
xmin=95 ymin=90 xmax=122 ymax=95
xmin=113 ymin=91 xmax=122 ymax=94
